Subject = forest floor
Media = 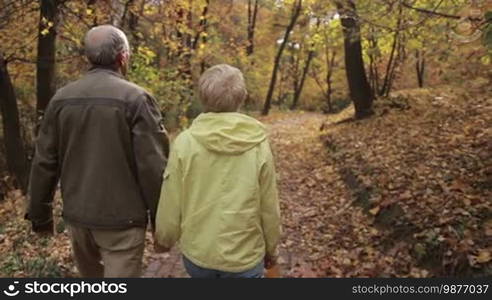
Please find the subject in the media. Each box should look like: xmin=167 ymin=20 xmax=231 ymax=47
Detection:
xmin=0 ymin=83 xmax=490 ymax=278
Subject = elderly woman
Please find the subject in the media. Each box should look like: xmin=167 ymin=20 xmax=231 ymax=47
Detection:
xmin=155 ymin=64 xmax=281 ymax=278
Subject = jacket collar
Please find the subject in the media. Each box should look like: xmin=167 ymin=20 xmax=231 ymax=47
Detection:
xmin=88 ymin=65 xmax=124 ymax=79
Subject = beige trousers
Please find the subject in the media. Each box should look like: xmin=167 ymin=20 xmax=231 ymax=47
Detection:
xmin=67 ymin=224 xmax=146 ymax=278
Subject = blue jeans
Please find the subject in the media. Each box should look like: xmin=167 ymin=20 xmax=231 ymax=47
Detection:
xmin=183 ymin=256 xmax=264 ymax=278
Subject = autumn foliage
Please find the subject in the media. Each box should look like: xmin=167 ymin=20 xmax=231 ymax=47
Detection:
xmin=0 ymin=0 xmax=491 ymax=277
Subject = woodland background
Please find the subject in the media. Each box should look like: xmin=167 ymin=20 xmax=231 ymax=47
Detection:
xmin=0 ymin=0 xmax=491 ymax=277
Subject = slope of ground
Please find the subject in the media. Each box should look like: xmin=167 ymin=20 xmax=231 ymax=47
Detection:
xmin=314 ymin=84 xmax=491 ymax=277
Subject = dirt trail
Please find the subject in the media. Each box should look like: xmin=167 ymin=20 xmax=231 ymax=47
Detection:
xmin=259 ymin=110 xmax=379 ymax=277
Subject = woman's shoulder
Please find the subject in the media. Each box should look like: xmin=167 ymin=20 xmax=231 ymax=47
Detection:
xmin=173 ymin=129 xmax=193 ymax=145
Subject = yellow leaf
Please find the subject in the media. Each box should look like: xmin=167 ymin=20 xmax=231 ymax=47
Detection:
xmin=476 ymin=250 xmax=491 ymax=263
xmin=369 ymin=206 xmax=380 ymax=216
xmin=41 ymin=28 xmax=50 ymax=36
xmin=481 ymin=55 xmax=491 ymax=65
xmin=86 ymin=8 xmax=93 ymax=15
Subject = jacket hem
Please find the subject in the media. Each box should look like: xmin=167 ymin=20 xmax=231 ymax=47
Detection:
xmin=63 ymin=215 xmax=147 ymax=230
xmin=181 ymin=248 xmax=265 ymax=273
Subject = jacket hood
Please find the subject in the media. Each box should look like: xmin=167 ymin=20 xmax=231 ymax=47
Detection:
xmin=189 ymin=112 xmax=267 ymax=154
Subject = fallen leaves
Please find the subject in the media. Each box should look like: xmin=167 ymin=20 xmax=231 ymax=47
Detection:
xmin=317 ymin=84 xmax=491 ymax=277
xmin=0 ymin=83 xmax=489 ymax=278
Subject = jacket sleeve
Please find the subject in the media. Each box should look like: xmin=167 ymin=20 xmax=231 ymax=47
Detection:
xmin=131 ymin=93 xmax=170 ymax=228
xmin=155 ymin=145 xmax=182 ymax=249
xmin=260 ymin=141 xmax=281 ymax=258
xmin=26 ymin=102 xmax=59 ymax=231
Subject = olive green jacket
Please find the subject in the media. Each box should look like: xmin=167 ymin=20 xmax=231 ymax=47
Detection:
xmin=156 ymin=112 xmax=281 ymax=272
xmin=27 ymin=67 xmax=169 ymax=230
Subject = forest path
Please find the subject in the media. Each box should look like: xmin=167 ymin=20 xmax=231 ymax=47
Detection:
xmin=143 ymin=110 xmax=356 ymax=278
xmin=257 ymin=109 xmax=378 ymax=277
xmin=260 ymin=111 xmax=338 ymax=277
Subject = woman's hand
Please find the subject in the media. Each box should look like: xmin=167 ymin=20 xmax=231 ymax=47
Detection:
xmin=264 ymin=254 xmax=278 ymax=269
xmin=153 ymin=236 xmax=170 ymax=253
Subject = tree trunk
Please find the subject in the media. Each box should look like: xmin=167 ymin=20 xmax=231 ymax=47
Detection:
xmin=310 ymin=48 xmax=336 ymax=114
xmin=127 ymin=0 xmax=144 ymax=49
xmin=379 ymin=30 xmax=399 ymax=96
xmin=325 ymin=51 xmax=336 ymax=113
xmin=175 ymin=1 xmax=193 ymax=78
xmin=291 ymin=49 xmax=314 ymax=110
xmin=111 ymin=0 xmax=126 ymax=27
xmin=36 ymin=0 xmax=59 ymax=126
xmin=192 ymin=0 xmax=209 ymax=51
xmin=367 ymin=27 xmax=380 ymax=95
xmin=335 ymin=0 xmax=373 ymax=119
xmin=290 ymin=47 xmax=300 ymax=105
xmin=246 ymin=0 xmax=259 ymax=56
xmin=119 ymin=0 xmax=134 ymax=28
xmin=379 ymin=4 xmax=402 ymax=97
xmin=0 ymin=54 xmax=30 ymax=193
xmin=262 ymin=0 xmax=302 ymax=116
xmin=416 ymin=50 xmax=425 ymax=88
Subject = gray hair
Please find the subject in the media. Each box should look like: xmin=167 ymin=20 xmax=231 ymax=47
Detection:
xmin=198 ymin=64 xmax=247 ymax=113
xmin=84 ymin=25 xmax=130 ymax=66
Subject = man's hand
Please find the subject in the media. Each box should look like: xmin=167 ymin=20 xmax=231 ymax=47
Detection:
xmin=264 ymin=254 xmax=278 ymax=269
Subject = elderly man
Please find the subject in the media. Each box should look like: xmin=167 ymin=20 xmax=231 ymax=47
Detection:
xmin=27 ymin=25 xmax=169 ymax=277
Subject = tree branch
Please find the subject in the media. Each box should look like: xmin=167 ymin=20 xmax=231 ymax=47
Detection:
xmin=401 ymin=1 xmax=460 ymax=20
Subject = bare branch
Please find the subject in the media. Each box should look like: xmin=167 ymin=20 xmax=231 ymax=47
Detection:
xmin=401 ymin=1 xmax=460 ymax=20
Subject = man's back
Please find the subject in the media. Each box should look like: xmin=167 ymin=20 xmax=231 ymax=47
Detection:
xmin=28 ymin=67 xmax=169 ymax=230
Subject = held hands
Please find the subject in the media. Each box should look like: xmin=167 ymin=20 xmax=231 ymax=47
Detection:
xmin=153 ymin=234 xmax=170 ymax=253
xmin=264 ymin=254 xmax=278 ymax=270
xmin=154 ymin=243 xmax=170 ymax=253
xmin=151 ymin=224 xmax=170 ymax=253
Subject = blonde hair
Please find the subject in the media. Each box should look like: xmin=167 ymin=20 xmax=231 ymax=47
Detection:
xmin=198 ymin=64 xmax=247 ymax=112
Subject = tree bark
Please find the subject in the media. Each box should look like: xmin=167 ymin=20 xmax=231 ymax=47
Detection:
xmin=192 ymin=0 xmax=210 ymax=51
xmin=379 ymin=4 xmax=402 ymax=97
xmin=127 ymin=0 xmax=144 ymax=49
xmin=36 ymin=0 xmax=59 ymax=125
xmin=111 ymin=0 xmax=126 ymax=27
xmin=325 ymin=51 xmax=336 ymax=113
xmin=0 ymin=54 xmax=30 ymax=193
xmin=246 ymin=0 xmax=259 ymax=56
xmin=416 ymin=50 xmax=425 ymax=88
xmin=262 ymin=0 xmax=302 ymax=116
xmin=335 ymin=0 xmax=373 ymax=119
xmin=367 ymin=26 xmax=380 ymax=96
xmin=291 ymin=48 xmax=314 ymax=110
xmin=311 ymin=49 xmax=336 ymax=113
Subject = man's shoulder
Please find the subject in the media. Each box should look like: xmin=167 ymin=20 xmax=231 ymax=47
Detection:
xmin=116 ymin=77 xmax=149 ymax=96
xmin=52 ymin=71 xmax=151 ymax=104
xmin=109 ymin=77 xmax=155 ymax=106
xmin=50 ymin=78 xmax=82 ymax=102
